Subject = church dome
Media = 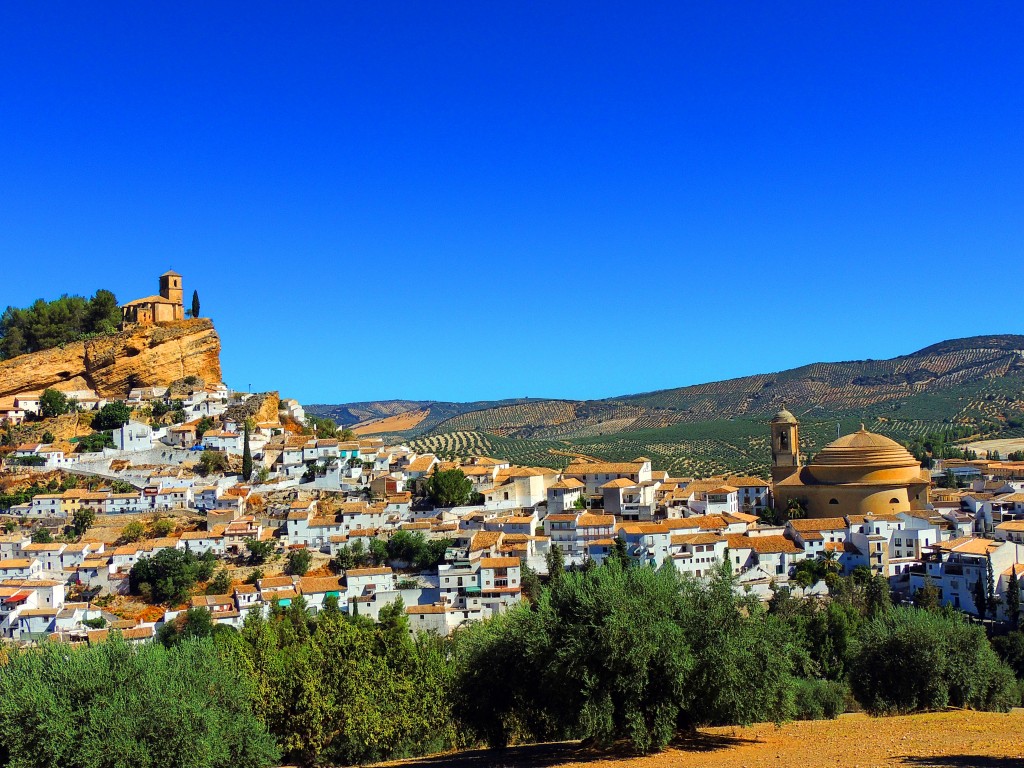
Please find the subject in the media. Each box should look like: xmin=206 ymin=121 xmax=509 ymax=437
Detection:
xmin=771 ymin=407 xmax=798 ymax=424
xmin=807 ymin=426 xmax=922 ymax=484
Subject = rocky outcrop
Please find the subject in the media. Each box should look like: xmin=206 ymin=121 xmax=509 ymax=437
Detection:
xmin=0 ymin=319 xmax=222 ymax=399
xmin=223 ymin=392 xmax=281 ymax=426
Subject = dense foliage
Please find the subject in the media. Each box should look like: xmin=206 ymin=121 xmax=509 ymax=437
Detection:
xmin=426 ymin=467 xmax=473 ymax=507
xmin=848 ymin=608 xmax=1017 ymax=714
xmin=92 ymin=401 xmax=132 ymax=431
xmin=232 ymin=597 xmax=456 ymax=766
xmin=39 ymin=388 xmax=74 ymax=418
xmin=129 ymin=549 xmax=217 ymax=605
xmin=3 ymin=559 xmax=1022 ymax=767
xmin=75 ymin=431 xmax=114 ymax=452
xmin=197 ymin=450 xmax=230 ymax=476
xmin=0 ymin=636 xmax=279 ymax=768
xmin=0 ymin=289 xmax=121 ymax=360
xmin=455 ymin=561 xmax=795 ymax=753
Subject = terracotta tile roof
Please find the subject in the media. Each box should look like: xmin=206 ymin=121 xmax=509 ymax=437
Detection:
xmin=549 ymin=478 xmax=585 ymax=490
xmin=576 ymin=513 xmax=615 ymax=528
xmin=617 ymin=522 xmax=670 ymax=535
xmin=258 ymin=576 xmax=294 ymax=588
xmin=545 ymin=514 xmax=579 ymax=523
xmin=671 ymin=533 xmax=724 ymax=546
xmin=725 ymin=534 xmax=801 ymax=554
xmin=725 ymin=476 xmax=770 ymax=487
xmin=469 ymin=531 xmax=502 ymax=552
xmin=345 ymin=567 xmax=393 ymax=577
xmin=298 ymin=576 xmax=345 ymax=594
xmin=564 ymin=461 xmax=645 ymax=475
xmin=789 ymin=517 xmax=848 ymax=532
xmin=479 ymin=556 xmax=520 ymax=568
xmin=406 ymin=604 xmax=448 ymax=614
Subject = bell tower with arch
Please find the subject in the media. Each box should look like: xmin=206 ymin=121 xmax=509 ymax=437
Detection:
xmin=771 ymin=405 xmax=801 ymax=483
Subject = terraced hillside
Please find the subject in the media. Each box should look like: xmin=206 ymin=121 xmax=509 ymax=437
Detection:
xmin=313 ymin=335 xmax=1024 ymax=475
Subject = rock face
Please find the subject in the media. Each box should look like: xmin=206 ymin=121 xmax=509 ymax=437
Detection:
xmin=223 ymin=392 xmax=281 ymax=426
xmin=0 ymin=319 xmax=222 ymax=399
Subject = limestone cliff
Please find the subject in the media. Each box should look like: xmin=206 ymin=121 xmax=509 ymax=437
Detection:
xmin=0 ymin=319 xmax=222 ymax=399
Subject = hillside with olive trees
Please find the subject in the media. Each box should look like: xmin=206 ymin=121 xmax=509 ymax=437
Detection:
xmin=309 ymin=334 xmax=1024 ymax=476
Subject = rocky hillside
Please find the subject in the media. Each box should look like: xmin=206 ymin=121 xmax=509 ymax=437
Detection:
xmin=0 ymin=318 xmax=222 ymax=399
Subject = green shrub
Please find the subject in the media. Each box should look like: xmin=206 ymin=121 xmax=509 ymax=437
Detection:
xmin=793 ymin=678 xmax=847 ymax=720
xmin=849 ymin=607 xmax=1017 ymax=715
xmin=0 ymin=636 xmax=279 ymax=767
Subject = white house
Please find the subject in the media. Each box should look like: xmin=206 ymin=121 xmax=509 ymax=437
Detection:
xmin=114 ymin=421 xmax=156 ymax=452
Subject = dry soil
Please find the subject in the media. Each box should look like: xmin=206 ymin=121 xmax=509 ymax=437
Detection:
xmin=375 ymin=710 xmax=1024 ymax=768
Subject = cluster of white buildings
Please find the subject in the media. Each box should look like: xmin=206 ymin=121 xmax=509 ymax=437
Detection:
xmin=6 ymin=391 xmax=1024 ymax=644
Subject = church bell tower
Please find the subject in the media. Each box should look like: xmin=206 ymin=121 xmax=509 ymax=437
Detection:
xmin=159 ymin=270 xmax=183 ymax=306
xmin=771 ymin=406 xmax=801 ymax=483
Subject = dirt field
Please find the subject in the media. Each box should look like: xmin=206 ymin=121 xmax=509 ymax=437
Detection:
xmin=967 ymin=437 xmax=1024 ymax=459
xmin=352 ymin=409 xmax=429 ymax=436
xmin=376 ymin=710 xmax=1024 ymax=768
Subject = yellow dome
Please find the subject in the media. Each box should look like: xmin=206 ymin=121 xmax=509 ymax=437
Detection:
xmin=772 ymin=408 xmax=798 ymax=424
xmin=808 ymin=426 xmax=921 ymax=484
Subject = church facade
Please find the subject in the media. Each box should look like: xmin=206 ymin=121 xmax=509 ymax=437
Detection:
xmin=121 ymin=271 xmax=185 ymax=326
xmin=770 ymin=407 xmax=930 ymax=519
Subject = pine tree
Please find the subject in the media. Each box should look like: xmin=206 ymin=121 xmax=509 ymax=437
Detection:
xmin=191 ymin=290 xmax=200 ymax=319
xmin=242 ymin=422 xmax=253 ymax=480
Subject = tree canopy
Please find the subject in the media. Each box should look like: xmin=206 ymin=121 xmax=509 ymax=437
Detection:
xmin=0 ymin=636 xmax=279 ymax=768
xmin=427 ymin=468 xmax=473 ymax=507
xmin=92 ymin=401 xmax=132 ymax=431
xmin=0 ymin=289 xmax=121 ymax=360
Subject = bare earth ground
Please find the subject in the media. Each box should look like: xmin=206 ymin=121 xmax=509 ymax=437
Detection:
xmin=372 ymin=711 xmax=1024 ymax=768
xmin=967 ymin=437 xmax=1024 ymax=458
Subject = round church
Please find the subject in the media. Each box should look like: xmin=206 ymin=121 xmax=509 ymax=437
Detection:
xmin=770 ymin=408 xmax=930 ymax=519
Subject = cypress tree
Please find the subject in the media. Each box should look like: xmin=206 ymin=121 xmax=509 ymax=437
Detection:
xmin=1006 ymin=568 xmax=1020 ymax=630
xmin=191 ymin=290 xmax=200 ymax=319
xmin=242 ymin=422 xmax=253 ymax=480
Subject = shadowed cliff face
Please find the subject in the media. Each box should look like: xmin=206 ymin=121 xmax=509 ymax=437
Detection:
xmin=0 ymin=318 xmax=222 ymax=398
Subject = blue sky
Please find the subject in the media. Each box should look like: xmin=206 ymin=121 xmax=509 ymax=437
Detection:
xmin=2 ymin=3 xmax=1022 ymax=404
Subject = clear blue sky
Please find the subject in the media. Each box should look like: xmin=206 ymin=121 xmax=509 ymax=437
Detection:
xmin=2 ymin=3 xmax=1022 ymax=404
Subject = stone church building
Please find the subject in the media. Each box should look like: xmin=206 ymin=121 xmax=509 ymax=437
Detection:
xmin=121 ymin=270 xmax=185 ymax=325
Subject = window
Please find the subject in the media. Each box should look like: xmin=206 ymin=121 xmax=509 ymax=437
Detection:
xmin=889 ymin=498 xmax=900 ymax=504
xmin=829 ymin=499 xmax=839 ymax=505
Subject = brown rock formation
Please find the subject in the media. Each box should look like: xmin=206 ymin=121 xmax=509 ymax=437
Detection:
xmin=223 ymin=391 xmax=281 ymax=426
xmin=0 ymin=319 xmax=222 ymax=399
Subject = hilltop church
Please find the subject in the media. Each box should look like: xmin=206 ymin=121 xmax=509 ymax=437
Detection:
xmin=770 ymin=407 xmax=931 ymax=519
xmin=121 ymin=270 xmax=185 ymax=326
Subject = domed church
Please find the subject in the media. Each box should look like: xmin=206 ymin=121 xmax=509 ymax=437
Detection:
xmin=770 ymin=408 xmax=930 ymax=519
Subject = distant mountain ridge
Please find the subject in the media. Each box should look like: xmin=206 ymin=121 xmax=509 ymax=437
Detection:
xmin=308 ymin=335 xmax=1024 ymax=476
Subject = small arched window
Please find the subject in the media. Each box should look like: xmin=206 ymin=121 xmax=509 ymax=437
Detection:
xmin=889 ymin=497 xmax=900 ymax=504
xmin=829 ymin=498 xmax=839 ymax=505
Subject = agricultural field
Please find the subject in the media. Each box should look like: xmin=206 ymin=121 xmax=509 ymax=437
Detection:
xmin=352 ymin=409 xmax=429 ymax=435
xmin=431 ymin=401 xmax=579 ymax=437
xmin=320 ymin=335 xmax=1024 ymax=475
xmin=407 ymin=431 xmax=571 ymax=469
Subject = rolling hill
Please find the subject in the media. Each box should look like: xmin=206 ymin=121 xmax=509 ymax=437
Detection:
xmin=308 ymin=335 xmax=1024 ymax=476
